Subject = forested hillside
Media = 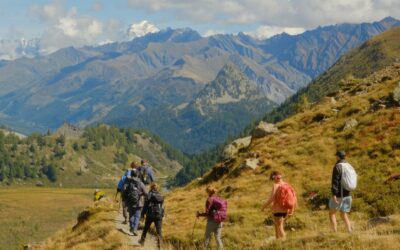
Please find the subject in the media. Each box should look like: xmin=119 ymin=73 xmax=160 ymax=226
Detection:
xmin=0 ymin=124 xmax=183 ymax=187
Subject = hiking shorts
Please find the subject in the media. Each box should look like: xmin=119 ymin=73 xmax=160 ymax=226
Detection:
xmin=273 ymin=212 xmax=287 ymax=218
xmin=329 ymin=196 xmax=352 ymax=213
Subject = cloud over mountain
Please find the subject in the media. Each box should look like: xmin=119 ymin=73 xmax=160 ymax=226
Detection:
xmin=127 ymin=0 xmax=400 ymax=28
xmin=127 ymin=20 xmax=160 ymax=39
xmin=246 ymin=26 xmax=305 ymax=39
xmin=29 ymin=0 xmax=125 ymax=54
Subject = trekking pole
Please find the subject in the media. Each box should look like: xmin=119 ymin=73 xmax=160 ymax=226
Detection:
xmin=191 ymin=216 xmax=198 ymax=242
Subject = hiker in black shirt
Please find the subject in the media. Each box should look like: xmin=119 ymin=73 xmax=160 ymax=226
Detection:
xmin=139 ymin=183 xmax=164 ymax=248
xmin=329 ymin=150 xmax=353 ymax=233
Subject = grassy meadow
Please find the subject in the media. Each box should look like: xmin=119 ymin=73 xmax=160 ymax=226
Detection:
xmin=0 ymin=188 xmax=97 ymax=250
xmin=160 ymin=65 xmax=400 ymax=249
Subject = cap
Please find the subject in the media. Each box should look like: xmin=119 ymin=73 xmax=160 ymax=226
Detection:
xmin=336 ymin=150 xmax=346 ymax=159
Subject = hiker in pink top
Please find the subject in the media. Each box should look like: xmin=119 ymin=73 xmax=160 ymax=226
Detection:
xmin=262 ymin=171 xmax=297 ymax=240
xmin=197 ymin=186 xmax=225 ymax=249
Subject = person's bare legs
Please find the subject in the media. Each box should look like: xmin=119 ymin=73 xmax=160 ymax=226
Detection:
xmin=329 ymin=209 xmax=338 ymax=232
xmin=278 ymin=217 xmax=286 ymax=240
xmin=340 ymin=212 xmax=352 ymax=233
xmin=274 ymin=216 xmax=286 ymax=240
xmin=273 ymin=217 xmax=279 ymax=239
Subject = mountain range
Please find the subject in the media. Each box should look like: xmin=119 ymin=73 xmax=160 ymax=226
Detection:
xmin=0 ymin=17 xmax=399 ymax=153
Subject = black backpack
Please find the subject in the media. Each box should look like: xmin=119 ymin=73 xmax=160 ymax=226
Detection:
xmin=123 ymin=179 xmax=141 ymax=206
xmin=147 ymin=192 xmax=164 ymax=219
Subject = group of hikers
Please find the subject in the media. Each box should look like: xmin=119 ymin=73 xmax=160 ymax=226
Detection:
xmin=260 ymin=150 xmax=356 ymax=242
xmin=114 ymin=150 xmax=357 ymax=249
xmin=115 ymin=160 xmax=162 ymax=247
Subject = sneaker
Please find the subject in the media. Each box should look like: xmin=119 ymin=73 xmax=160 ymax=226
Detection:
xmin=138 ymin=239 xmax=145 ymax=246
xmin=129 ymin=228 xmax=137 ymax=236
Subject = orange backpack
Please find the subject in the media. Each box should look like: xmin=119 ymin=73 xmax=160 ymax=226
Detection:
xmin=274 ymin=183 xmax=297 ymax=210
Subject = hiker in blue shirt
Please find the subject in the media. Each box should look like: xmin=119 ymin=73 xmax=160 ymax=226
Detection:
xmin=137 ymin=159 xmax=155 ymax=185
xmin=115 ymin=169 xmax=130 ymax=224
xmin=123 ymin=167 xmax=147 ymax=236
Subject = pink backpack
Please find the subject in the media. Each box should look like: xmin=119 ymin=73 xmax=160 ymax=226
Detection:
xmin=274 ymin=183 xmax=297 ymax=210
xmin=210 ymin=197 xmax=228 ymax=223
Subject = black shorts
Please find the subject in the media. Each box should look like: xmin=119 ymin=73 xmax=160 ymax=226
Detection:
xmin=273 ymin=212 xmax=287 ymax=218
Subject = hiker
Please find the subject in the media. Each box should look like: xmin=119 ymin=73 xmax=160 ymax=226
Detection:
xmin=137 ymin=159 xmax=155 ymax=185
xmin=196 ymin=186 xmax=227 ymax=249
xmin=329 ymin=150 xmax=356 ymax=233
xmin=123 ymin=167 xmax=148 ymax=236
xmin=261 ymin=171 xmax=297 ymax=240
xmin=93 ymin=189 xmax=106 ymax=201
xmin=139 ymin=183 xmax=164 ymax=248
xmin=115 ymin=169 xmax=130 ymax=224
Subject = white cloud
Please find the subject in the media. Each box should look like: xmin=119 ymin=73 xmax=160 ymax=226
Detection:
xmin=247 ymin=26 xmax=306 ymax=40
xmin=127 ymin=20 xmax=160 ymax=38
xmin=29 ymin=0 xmax=125 ymax=54
xmin=203 ymin=30 xmax=222 ymax=37
xmin=127 ymin=0 xmax=400 ymax=29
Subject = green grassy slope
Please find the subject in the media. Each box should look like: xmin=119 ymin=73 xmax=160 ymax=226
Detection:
xmin=0 ymin=125 xmax=184 ymax=187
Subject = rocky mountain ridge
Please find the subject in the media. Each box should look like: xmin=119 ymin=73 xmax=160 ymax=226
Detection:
xmin=0 ymin=17 xmax=399 ymax=153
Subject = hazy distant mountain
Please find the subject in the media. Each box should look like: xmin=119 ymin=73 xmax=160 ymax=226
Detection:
xmin=0 ymin=17 xmax=399 ymax=153
xmin=0 ymin=38 xmax=41 ymax=60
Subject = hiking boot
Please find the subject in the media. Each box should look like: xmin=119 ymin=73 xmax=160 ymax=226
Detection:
xmin=138 ymin=238 xmax=145 ymax=246
xmin=129 ymin=228 xmax=138 ymax=236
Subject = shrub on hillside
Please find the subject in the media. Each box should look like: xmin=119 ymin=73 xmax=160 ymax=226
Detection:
xmin=357 ymin=179 xmax=400 ymax=217
xmin=303 ymin=185 xmax=331 ymax=211
xmin=42 ymin=164 xmax=58 ymax=182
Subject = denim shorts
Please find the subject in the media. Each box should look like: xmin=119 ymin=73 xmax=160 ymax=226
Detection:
xmin=329 ymin=196 xmax=352 ymax=213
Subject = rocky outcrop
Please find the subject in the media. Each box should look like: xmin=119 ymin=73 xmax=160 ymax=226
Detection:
xmin=54 ymin=122 xmax=83 ymax=139
xmin=392 ymin=81 xmax=400 ymax=105
xmin=251 ymin=121 xmax=278 ymax=139
xmin=231 ymin=158 xmax=260 ymax=177
xmin=242 ymin=158 xmax=260 ymax=170
xmin=223 ymin=136 xmax=252 ymax=159
xmin=343 ymin=118 xmax=358 ymax=131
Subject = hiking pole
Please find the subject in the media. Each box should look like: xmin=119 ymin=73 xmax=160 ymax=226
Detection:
xmin=191 ymin=216 xmax=198 ymax=242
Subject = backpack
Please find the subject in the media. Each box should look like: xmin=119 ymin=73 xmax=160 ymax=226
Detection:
xmin=123 ymin=179 xmax=141 ymax=206
xmin=210 ymin=197 xmax=228 ymax=223
xmin=340 ymin=163 xmax=357 ymax=191
xmin=148 ymin=192 xmax=164 ymax=219
xmin=274 ymin=183 xmax=297 ymax=210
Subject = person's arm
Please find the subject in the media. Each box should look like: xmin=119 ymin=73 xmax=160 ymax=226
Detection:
xmin=197 ymin=197 xmax=213 ymax=217
xmin=141 ymin=182 xmax=148 ymax=196
xmin=115 ymin=176 xmax=125 ymax=201
xmin=261 ymin=185 xmax=276 ymax=211
xmin=331 ymin=164 xmax=341 ymax=203
xmin=147 ymin=167 xmax=155 ymax=182
xmin=141 ymin=193 xmax=151 ymax=218
xmin=115 ymin=188 xmax=121 ymax=201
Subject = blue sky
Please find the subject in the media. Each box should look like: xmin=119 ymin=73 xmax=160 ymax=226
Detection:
xmin=0 ymin=0 xmax=399 ymax=58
